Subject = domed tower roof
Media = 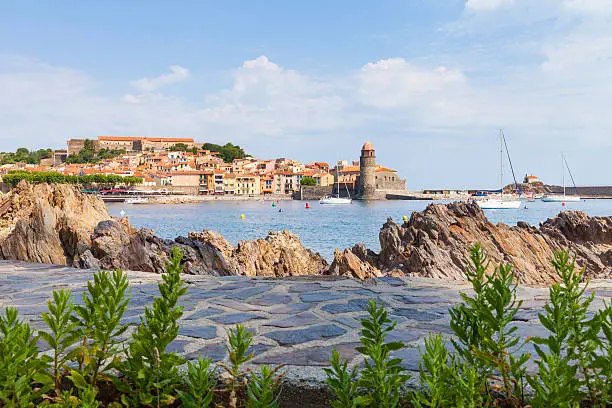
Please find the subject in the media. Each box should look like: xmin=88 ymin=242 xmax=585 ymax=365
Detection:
xmin=361 ymin=141 xmax=374 ymax=151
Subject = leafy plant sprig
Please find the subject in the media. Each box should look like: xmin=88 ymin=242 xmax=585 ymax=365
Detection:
xmin=117 ymin=247 xmax=188 ymax=407
xmin=355 ymin=299 xmax=409 ymax=408
xmin=323 ymin=348 xmax=358 ymax=408
xmin=40 ymin=290 xmax=80 ymax=394
xmin=0 ymin=307 xmax=53 ymax=407
xmin=176 ymin=355 xmax=217 ymax=408
xmin=246 ymin=365 xmax=285 ymax=408
xmin=74 ymin=269 xmax=131 ymax=386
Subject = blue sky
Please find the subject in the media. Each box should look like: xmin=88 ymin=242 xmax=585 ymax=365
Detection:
xmin=1 ymin=0 xmax=611 ymax=188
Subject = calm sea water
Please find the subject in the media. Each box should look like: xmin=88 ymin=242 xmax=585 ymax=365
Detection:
xmin=106 ymin=199 xmax=612 ymax=260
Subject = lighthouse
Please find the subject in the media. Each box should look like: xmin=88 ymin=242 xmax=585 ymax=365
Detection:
xmin=358 ymin=141 xmax=376 ymax=200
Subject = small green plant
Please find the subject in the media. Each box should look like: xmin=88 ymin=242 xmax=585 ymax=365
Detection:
xmin=176 ymin=355 xmax=217 ymax=408
xmin=74 ymin=269 xmax=131 ymax=386
xmin=0 ymin=307 xmax=53 ymax=407
xmin=355 ymin=299 xmax=409 ymax=408
xmin=528 ymin=251 xmax=610 ymax=407
xmin=220 ymin=324 xmax=255 ymax=408
xmin=40 ymin=290 xmax=80 ymax=394
xmin=323 ymin=348 xmax=358 ymax=408
xmin=412 ymin=334 xmax=452 ymax=408
xmin=412 ymin=334 xmax=487 ymax=408
xmin=449 ymin=244 xmax=529 ymax=406
xmin=117 ymin=247 xmax=188 ymax=407
xmin=246 ymin=365 xmax=284 ymax=408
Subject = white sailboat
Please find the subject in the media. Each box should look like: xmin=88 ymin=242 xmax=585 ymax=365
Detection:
xmin=320 ymin=167 xmax=352 ymax=204
xmin=477 ymin=130 xmax=521 ymax=210
xmin=542 ymin=153 xmax=581 ymax=202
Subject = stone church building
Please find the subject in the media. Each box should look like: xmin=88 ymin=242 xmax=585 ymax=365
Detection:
xmin=334 ymin=141 xmax=407 ymax=200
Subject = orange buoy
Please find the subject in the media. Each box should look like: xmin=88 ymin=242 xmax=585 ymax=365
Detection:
xmin=305 ymin=202 xmax=310 ymax=209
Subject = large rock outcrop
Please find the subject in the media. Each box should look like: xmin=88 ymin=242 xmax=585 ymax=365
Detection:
xmin=87 ymin=219 xmax=328 ymax=277
xmin=368 ymin=202 xmax=611 ymax=284
xmin=0 ymin=181 xmax=109 ymax=265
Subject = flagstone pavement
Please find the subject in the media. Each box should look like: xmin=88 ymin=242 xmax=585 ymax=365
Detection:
xmin=1 ymin=260 xmax=610 ymax=406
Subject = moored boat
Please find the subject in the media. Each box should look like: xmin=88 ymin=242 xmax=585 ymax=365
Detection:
xmin=320 ymin=167 xmax=352 ymax=205
xmin=477 ymin=129 xmax=521 ymax=210
xmin=542 ymin=153 xmax=581 ymax=202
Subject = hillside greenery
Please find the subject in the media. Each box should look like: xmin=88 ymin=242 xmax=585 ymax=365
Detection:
xmin=65 ymin=139 xmax=126 ymax=164
xmin=169 ymin=142 xmax=248 ymax=163
xmin=0 ymin=148 xmax=53 ymax=165
xmin=1 ymin=171 xmax=142 ymax=188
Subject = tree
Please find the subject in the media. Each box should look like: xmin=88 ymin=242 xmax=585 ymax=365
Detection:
xmin=169 ymin=143 xmax=190 ymax=152
xmin=200 ymin=142 xmax=247 ymax=163
xmin=300 ymin=176 xmax=317 ymax=186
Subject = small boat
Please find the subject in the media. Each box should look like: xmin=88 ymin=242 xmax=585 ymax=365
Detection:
xmin=320 ymin=195 xmax=352 ymax=205
xmin=320 ymin=167 xmax=352 ymax=205
xmin=542 ymin=194 xmax=581 ymax=202
xmin=542 ymin=153 xmax=580 ymax=202
xmin=126 ymin=197 xmax=148 ymax=204
xmin=478 ymin=197 xmax=522 ymax=209
xmin=476 ymin=129 xmax=521 ymax=210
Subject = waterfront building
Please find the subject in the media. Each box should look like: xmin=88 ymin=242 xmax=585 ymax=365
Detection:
xmin=236 ymin=174 xmax=261 ymax=196
xmin=523 ymin=174 xmax=541 ymax=184
xmin=313 ymin=172 xmax=334 ymax=187
xmin=260 ymin=175 xmax=274 ymax=195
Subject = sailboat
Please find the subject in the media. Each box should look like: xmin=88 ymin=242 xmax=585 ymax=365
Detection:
xmin=477 ymin=130 xmax=521 ymax=210
xmin=320 ymin=167 xmax=352 ymax=204
xmin=542 ymin=154 xmax=581 ymax=202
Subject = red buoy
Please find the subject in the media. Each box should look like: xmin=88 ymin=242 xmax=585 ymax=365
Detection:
xmin=305 ymin=202 xmax=310 ymax=209
xmin=562 ymin=202 xmax=566 ymax=206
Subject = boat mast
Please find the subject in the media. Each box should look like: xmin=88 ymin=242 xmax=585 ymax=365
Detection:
xmin=336 ymin=167 xmax=340 ymax=198
xmin=500 ymin=129 xmax=504 ymax=198
xmin=562 ymin=153 xmax=566 ymax=197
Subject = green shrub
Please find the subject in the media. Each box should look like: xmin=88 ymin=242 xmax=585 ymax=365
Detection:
xmin=355 ymin=300 xmax=409 ymax=408
xmin=2 ymin=170 xmax=142 ymax=188
xmin=117 ymin=247 xmax=188 ymax=406
xmin=528 ymin=251 xmax=609 ymax=407
xmin=323 ymin=348 xmax=358 ymax=408
xmin=449 ymin=244 xmax=529 ymax=407
xmin=73 ymin=270 xmax=131 ymax=386
xmin=246 ymin=365 xmax=284 ymax=408
xmin=176 ymin=355 xmax=216 ymax=408
xmin=40 ymin=290 xmax=80 ymax=394
xmin=0 ymin=307 xmax=52 ymax=407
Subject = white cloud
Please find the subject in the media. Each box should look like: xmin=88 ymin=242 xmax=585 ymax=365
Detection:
xmin=357 ymin=58 xmax=466 ymax=108
xmin=130 ymin=65 xmax=190 ymax=92
xmin=465 ymin=0 xmax=514 ymax=11
xmin=563 ymin=0 xmax=612 ymax=15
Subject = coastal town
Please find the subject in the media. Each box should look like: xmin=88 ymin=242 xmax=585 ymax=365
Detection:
xmin=0 ymin=135 xmax=411 ymax=200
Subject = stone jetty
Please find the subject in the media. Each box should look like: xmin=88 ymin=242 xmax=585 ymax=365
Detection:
xmin=1 ymin=260 xmax=611 ymax=407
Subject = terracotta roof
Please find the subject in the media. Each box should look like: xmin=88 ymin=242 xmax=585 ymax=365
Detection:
xmin=98 ymin=136 xmax=194 ymax=143
xmin=339 ymin=166 xmax=360 ymax=173
xmin=375 ymin=166 xmax=397 ymax=173
xmin=362 ymin=141 xmax=374 ymax=151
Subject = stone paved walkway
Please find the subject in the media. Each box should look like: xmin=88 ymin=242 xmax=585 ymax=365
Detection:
xmin=1 ymin=260 xmax=611 ymax=403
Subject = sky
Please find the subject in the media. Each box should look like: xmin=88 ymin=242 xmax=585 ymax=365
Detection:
xmin=1 ymin=0 xmax=611 ymax=189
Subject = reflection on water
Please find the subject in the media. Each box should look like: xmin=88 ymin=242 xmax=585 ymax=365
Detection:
xmin=106 ymin=199 xmax=612 ymax=260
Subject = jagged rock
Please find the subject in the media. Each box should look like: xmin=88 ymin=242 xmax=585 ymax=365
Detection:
xmin=89 ymin=219 xmax=170 ymax=273
xmin=232 ymin=230 xmax=328 ymax=277
xmin=0 ymin=181 xmax=109 ymax=265
xmin=374 ymin=202 xmax=612 ymax=284
xmin=326 ymin=248 xmax=381 ymax=279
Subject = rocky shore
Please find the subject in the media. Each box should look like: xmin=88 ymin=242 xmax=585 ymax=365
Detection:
xmin=1 ymin=182 xmax=610 ymax=284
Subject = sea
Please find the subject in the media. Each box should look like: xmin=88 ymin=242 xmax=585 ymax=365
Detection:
xmin=106 ymin=199 xmax=612 ymax=261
